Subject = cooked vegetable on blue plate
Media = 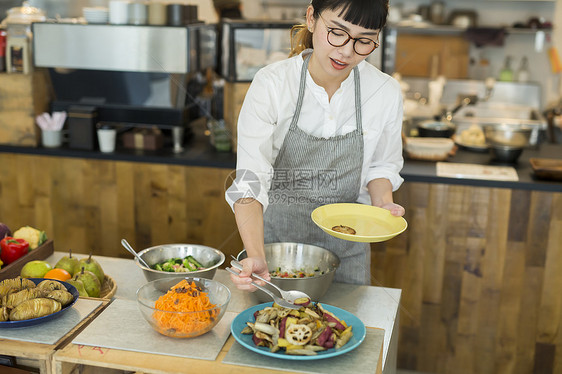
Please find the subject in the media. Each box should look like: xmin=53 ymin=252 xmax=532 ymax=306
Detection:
xmin=240 ymin=301 xmax=353 ymax=355
xmin=152 ymin=255 xmax=206 ymax=272
xmin=0 ymin=277 xmax=77 ymax=322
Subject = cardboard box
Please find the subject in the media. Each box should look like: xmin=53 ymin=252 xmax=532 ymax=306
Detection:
xmin=122 ymin=128 xmax=163 ymax=150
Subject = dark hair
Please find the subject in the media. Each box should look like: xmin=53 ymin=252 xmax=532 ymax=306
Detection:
xmin=290 ymin=0 xmax=389 ymax=56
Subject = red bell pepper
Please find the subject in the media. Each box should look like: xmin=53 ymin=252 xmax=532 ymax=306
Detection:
xmin=0 ymin=237 xmax=29 ymax=265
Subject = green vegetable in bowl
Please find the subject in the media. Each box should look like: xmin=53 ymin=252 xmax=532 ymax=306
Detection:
xmin=152 ymin=256 xmax=207 ymax=272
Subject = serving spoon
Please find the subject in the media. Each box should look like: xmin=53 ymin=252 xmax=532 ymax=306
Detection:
xmin=225 ymin=267 xmax=300 ymax=310
xmin=229 ymin=258 xmax=312 ymax=305
xmin=121 ymin=238 xmax=150 ymax=268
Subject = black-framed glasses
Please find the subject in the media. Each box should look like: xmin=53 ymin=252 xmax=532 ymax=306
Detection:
xmin=318 ymin=15 xmax=379 ymax=56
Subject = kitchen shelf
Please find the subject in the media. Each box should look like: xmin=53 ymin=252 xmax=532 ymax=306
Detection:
xmin=387 ymin=24 xmax=552 ymax=36
xmin=382 ymin=24 xmax=552 ymax=75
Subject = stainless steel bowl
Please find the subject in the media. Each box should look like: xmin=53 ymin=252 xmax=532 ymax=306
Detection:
xmin=489 ymin=145 xmax=524 ymax=163
xmin=484 ymin=124 xmax=533 ymax=148
xmin=135 ymin=244 xmax=225 ymax=282
xmin=237 ymin=242 xmax=340 ymax=302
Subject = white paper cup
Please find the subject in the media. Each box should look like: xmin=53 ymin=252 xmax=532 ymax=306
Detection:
xmin=42 ymin=130 xmax=63 ymax=148
xmin=97 ymin=129 xmax=117 ymax=153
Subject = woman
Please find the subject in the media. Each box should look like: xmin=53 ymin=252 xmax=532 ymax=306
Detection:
xmin=225 ymin=0 xmax=405 ymax=289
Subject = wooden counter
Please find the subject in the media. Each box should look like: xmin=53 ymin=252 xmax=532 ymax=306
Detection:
xmin=52 ymin=331 xmax=384 ymax=374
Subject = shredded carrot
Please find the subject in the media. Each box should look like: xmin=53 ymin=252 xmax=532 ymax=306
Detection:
xmin=153 ymin=279 xmax=219 ymax=337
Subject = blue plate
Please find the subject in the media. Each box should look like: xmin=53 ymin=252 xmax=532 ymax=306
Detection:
xmin=0 ymin=278 xmax=79 ymax=328
xmin=231 ymin=302 xmax=366 ymax=360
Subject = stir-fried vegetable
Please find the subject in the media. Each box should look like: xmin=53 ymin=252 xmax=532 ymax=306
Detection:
xmin=241 ymin=302 xmax=353 ymax=355
xmin=152 ymin=256 xmax=206 ymax=272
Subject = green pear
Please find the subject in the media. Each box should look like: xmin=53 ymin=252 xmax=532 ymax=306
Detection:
xmin=74 ymin=267 xmax=101 ymax=298
xmin=77 ymin=252 xmax=105 ymax=284
xmin=67 ymin=278 xmax=89 ymax=297
xmin=55 ymin=249 xmax=80 ymax=275
xmin=21 ymin=260 xmax=52 ymax=278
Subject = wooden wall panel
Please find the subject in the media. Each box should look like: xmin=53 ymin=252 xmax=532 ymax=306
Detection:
xmin=380 ymin=182 xmax=562 ymax=374
xmin=0 ymin=153 xmax=243 ymax=261
xmin=394 ymin=34 xmax=469 ymax=79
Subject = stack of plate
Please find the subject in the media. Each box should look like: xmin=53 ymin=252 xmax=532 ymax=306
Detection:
xmin=83 ymin=7 xmax=109 ymax=24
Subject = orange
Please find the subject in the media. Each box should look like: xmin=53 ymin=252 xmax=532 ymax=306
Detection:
xmin=44 ymin=268 xmax=71 ymax=281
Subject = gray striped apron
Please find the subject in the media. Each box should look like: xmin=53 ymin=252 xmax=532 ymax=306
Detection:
xmin=263 ymin=54 xmax=370 ymax=285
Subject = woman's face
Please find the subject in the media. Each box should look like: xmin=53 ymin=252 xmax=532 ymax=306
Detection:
xmin=306 ymin=6 xmax=380 ymax=81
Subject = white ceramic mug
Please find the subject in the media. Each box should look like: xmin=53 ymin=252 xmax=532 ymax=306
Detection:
xmin=109 ymin=0 xmax=130 ymax=24
xmin=97 ymin=128 xmax=117 ymax=153
xmin=42 ymin=130 xmax=63 ymax=148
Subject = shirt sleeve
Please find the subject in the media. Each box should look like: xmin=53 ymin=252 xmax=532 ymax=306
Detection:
xmin=365 ymin=86 xmax=404 ymax=191
xmin=225 ymin=68 xmax=279 ymax=212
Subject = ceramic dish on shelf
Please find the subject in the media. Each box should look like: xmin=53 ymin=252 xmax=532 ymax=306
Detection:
xmin=0 ymin=278 xmax=79 ymax=328
xmin=311 ymin=203 xmax=407 ymax=243
xmin=231 ymin=302 xmax=366 ymax=360
xmin=529 ymin=158 xmax=562 ymax=180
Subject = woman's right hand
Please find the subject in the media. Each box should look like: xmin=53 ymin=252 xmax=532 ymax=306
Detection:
xmin=229 ymin=256 xmax=271 ymax=291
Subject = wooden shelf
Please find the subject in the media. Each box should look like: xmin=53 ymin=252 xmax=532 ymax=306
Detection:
xmin=387 ymin=24 xmax=552 ymax=36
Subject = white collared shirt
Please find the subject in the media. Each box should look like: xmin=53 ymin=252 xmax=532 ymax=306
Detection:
xmin=225 ymin=50 xmax=404 ymax=212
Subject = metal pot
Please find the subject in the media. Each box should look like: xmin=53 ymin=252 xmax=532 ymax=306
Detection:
xmin=418 ymin=119 xmax=456 ymax=138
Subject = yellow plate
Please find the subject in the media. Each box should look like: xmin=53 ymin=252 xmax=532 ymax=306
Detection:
xmin=311 ymin=203 xmax=408 ymax=243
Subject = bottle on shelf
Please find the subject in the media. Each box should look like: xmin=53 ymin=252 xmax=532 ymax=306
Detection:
xmin=516 ymin=56 xmax=530 ymax=83
xmin=474 ymin=52 xmax=491 ymax=81
xmin=0 ymin=28 xmax=6 ymax=72
xmin=498 ymin=56 xmax=514 ymax=82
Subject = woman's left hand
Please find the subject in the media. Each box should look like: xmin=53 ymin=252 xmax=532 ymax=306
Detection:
xmin=380 ymin=202 xmax=405 ymax=217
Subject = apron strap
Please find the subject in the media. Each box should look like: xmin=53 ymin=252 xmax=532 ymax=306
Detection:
xmin=290 ymin=53 xmax=363 ymax=133
xmin=288 ymin=54 xmax=311 ymax=131
xmin=353 ymin=66 xmax=363 ymax=133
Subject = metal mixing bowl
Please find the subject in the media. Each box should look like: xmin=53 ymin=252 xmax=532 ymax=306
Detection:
xmin=484 ymin=124 xmax=533 ymax=148
xmin=489 ymin=145 xmax=524 ymax=163
xmin=237 ymin=242 xmax=340 ymax=302
xmin=134 ymin=244 xmax=225 ymax=282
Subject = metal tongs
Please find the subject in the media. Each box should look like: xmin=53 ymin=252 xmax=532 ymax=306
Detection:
xmin=226 ymin=258 xmax=311 ymax=310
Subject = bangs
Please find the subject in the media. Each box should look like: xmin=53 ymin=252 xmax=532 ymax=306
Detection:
xmin=314 ymin=0 xmax=388 ymax=30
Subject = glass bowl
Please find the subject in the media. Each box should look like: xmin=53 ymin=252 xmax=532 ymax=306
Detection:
xmin=136 ymin=277 xmax=231 ymax=338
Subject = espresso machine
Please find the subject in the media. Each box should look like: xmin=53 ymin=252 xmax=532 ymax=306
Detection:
xmin=32 ymin=21 xmax=217 ymax=151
